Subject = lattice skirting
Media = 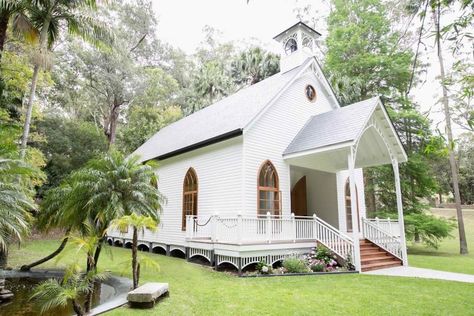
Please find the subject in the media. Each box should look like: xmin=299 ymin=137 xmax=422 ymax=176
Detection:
xmin=215 ymin=251 xmax=307 ymax=270
xmin=188 ymin=248 xmax=213 ymax=263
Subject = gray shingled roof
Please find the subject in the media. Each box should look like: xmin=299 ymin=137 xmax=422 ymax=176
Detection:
xmin=133 ymin=62 xmax=306 ymax=162
xmin=283 ymin=97 xmax=379 ymax=155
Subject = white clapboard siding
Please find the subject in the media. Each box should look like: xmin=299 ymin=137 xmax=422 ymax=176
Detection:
xmin=148 ymin=136 xmax=243 ymax=246
xmin=243 ymin=70 xmax=336 ymax=217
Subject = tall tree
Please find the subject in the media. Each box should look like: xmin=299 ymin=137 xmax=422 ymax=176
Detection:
xmin=431 ymin=0 xmax=469 ymax=254
xmin=325 ymin=0 xmax=412 ymax=215
xmin=50 ymin=0 xmax=174 ymax=146
xmin=231 ymin=46 xmax=279 ymax=86
xmin=323 ymin=0 xmax=457 ymax=247
xmin=18 ymin=0 xmax=110 ymax=159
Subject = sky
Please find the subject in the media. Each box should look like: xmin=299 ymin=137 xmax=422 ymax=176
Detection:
xmin=151 ymin=0 xmax=466 ymax=136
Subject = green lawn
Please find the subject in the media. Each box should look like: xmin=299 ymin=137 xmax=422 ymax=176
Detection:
xmin=408 ymin=208 xmax=474 ymax=275
xmin=8 ymin=237 xmax=474 ymax=316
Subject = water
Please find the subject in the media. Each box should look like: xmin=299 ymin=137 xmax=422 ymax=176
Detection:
xmin=0 ymin=277 xmax=115 ymax=316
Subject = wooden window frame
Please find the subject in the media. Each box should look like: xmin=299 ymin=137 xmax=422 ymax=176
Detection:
xmin=182 ymin=168 xmax=198 ymax=231
xmin=257 ymin=160 xmax=281 ymax=216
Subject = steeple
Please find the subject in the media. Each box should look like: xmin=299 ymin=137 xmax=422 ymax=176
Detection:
xmin=273 ymin=22 xmax=321 ymax=73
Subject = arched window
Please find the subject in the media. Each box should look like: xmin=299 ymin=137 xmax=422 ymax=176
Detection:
xmin=345 ymin=179 xmax=360 ymax=232
xmin=284 ymin=38 xmax=298 ymax=55
xmin=182 ymin=168 xmax=198 ymax=231
xmin=258 ymin=161 xmax=280 ymax=216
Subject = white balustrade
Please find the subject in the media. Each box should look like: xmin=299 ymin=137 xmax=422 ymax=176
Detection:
xmin=362 ymin=217 xmax=403 ymax=260
xmin=366 ymin=217 xmax=400 ymax=237
xmin=186 ymin=212 xmax=355 ymax=264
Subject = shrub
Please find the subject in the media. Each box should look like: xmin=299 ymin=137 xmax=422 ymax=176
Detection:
xmin=310 ymin=263 xmax=325 ymax=272
xmin=256 ymin=260 xmax=272 ymax=274
xmin=314 ymin=245 xmax=334 ymax=264
xmin=282 ymin=257 xmax=308 ymax=273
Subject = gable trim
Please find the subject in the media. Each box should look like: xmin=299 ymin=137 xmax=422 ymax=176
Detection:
xmin=243 ymin=57 xmax=341 ymax=134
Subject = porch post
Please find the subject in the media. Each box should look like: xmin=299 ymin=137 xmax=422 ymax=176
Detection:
xmin=392 ymin=159 xmax=408 ymax=266
xmin=348 ymin=149 xmax=361 ymax=271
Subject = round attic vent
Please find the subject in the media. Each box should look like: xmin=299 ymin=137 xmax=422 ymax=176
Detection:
xmin=305 ymin=85 xmax=316 ymax=102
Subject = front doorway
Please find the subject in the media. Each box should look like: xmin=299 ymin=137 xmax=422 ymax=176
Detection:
xmin=291 ymin=176 xmax=307 ymax=216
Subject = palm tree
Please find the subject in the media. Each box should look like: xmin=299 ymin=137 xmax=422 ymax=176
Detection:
xmin=0 ymin=0 xmax=37 ymax=61
xmin=19 ymin=0 xmax=111 ymax=159
xmin=232 ymin=47 xmax=279 ymax=86
xmin=0 ymin=157 xmax=40 ymax=267
xmin=20 ymin=181 xmax=80 ymax=271
xmin=71 ymin=151 xmax=164 ymax=272
xmin=21 ymin=150 xmax=164 ymax=272
xmin=193 ymin=61 xmax=231 ymax=105
xmin=31 ymin=263 xmax=109 ymax=316
xmin=109 ymin=214 xmax=158 ymax=289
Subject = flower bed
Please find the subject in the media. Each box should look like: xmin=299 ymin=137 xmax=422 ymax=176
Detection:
xmin=244 ymin=245 xmax=355 ymax=277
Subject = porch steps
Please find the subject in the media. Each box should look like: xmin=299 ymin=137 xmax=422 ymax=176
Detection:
xmin=360 ymin=239 xmax=402 ymax=272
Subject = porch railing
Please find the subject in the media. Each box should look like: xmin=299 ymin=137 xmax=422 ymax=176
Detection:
xmin=186 ymin=213 xmax=354 ymax=263
xmin=361 ymin=217 xmax=403 ymax=260
xmin=365 ymin=217 xmax=400 ymax=237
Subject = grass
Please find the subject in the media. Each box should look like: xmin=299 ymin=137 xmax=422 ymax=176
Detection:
xmin=8 ymin=237 xmax=474 ymax=316
xmin=408 ymin=208 xmax=474 ymax=275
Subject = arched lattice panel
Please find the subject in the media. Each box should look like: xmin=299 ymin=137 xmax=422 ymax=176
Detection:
xmin=241 ymin=256 xmax=271 ymax=269
xmin=216 ymin=255 xmax=239 ymax=270
xmin=137 ymin=243 xmax=150 ymax=252
xmin=152 ymin=245 xmax=167 ymax=255
xmin=169 ymin=248 xmax=186 ymax=258
xmin=189 ymin=248 xmax=212 ymax=263
xmin=113 ymin=239 xmax=123 ymax=246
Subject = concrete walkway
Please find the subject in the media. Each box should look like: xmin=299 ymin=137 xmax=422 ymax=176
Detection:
xmin=364 ymin=266 xmax=474 ymax=284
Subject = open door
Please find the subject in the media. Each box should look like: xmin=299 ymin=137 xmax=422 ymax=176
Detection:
xmin=291 ymin=176 xmax=307 ymax=216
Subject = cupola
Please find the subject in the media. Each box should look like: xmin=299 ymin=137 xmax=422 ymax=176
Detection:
xmin=273 ymin=22 xmax=321 ymax=73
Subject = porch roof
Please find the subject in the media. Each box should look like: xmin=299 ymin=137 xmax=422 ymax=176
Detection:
xmin=283 ymin=97 xmax=407 ymax=172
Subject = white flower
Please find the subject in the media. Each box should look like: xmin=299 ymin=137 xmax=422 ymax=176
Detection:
xmin=262 ymin=266 xmax=269 ymax=273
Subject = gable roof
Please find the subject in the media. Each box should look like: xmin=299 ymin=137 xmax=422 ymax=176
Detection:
xmin=283 ymin=97 xmax=380 ymax=155
xmin=133 ymin=63 xmax=304 ymax=162
xmin=273 ymin=21 xmax=322 ymax=40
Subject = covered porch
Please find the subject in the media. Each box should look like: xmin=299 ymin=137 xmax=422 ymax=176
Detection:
xmin=283 ymin=97 xmax=408 ymax=270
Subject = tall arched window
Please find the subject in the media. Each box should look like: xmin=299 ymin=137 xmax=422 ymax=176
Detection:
xmin=345 ymin=179 xmax=360 ymax=232
xmin=258 ymin=161 xmax=280 ymax=216
xmin=182 ymin=168 xmax=198 ymax=231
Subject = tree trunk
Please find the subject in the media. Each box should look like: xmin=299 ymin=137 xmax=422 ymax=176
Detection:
xmin=20 ymin=230 xmax=70 ymax=271
xmin=84 ymin=253 xmax=94 ymax=313
xmin=132 ymin=226 xmax=138 ymax=289
xmin=434 ymin=6 xmax=468 ymax=255
xmin=20 ymin=18 xmax=50 ymax=159
xmin=72 ymin=300 xmax=84 ymax=316
xmin=0 ymin=248 xmax=8 ymax=269
xmin=19 ymin=64 xmax=40 ymax=159
xmin=93 ymin=238 xmax=104 ymax=272
xmin=0 ymin=10 xmax=9 ymax=62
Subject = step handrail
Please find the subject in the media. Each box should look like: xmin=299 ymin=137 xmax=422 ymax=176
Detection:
xmin=362 ymin=218 xmax=403 ymax=260
xmin=316 ymin=216 xmax=354 ymax=242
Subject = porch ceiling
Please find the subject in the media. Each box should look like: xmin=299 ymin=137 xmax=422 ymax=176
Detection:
xmin=283 ymin=97 xmax=407 ymax=172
